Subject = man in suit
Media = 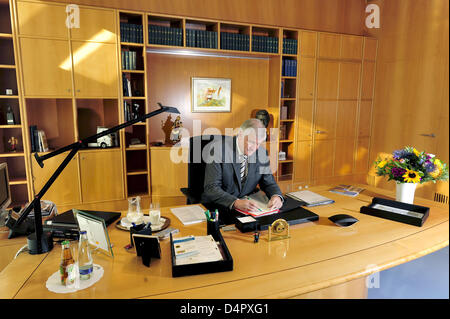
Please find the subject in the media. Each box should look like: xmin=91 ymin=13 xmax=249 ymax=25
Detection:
xmin=201 ymin=118 xmax=283 ymax=224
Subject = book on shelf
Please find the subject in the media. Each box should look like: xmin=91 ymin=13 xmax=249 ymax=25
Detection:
xmin=122 ymin=74 xmax=132 ymax=97
xmin=329 ymin=185 xmax=365 ymax=197
xmin=122 ymin=50 xmax=137 ymax=70
xmin=282 ymin=59 xmax=297 ymax=77
xmin=148 ymin=24 xmax=183 ymax=46
xmin=220 ymin=32 xmax=249 ymax=51
xmin=286 ymin=190 xmax=335 ymax=207
xmin=283 ymin=38 xmax=298 ymax=55
xmin=120 ymin=23 xmax=143 ymax=44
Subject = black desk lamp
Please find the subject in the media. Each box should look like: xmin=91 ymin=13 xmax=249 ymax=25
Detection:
xmin=7 ymin=103 xmax=180 ymax=254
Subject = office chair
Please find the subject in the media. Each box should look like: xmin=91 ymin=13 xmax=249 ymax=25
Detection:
xmin=180 ymin=135 xmax=225 ymax=205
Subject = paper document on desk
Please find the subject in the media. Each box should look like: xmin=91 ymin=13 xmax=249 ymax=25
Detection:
xmin=286 ymin=190 xmax=334 ymax=207
xmin=173 ymin=235 xmax=223 ymax=265
xmin=170 ymin=205 xmax=207 ymax=225
xmin=234 ymin=191 xmax=279 ymax=217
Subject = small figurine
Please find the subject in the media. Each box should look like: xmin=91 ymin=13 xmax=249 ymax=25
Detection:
xmin=253 ymin=231 xmax=260 ymax=243
xmin=6 ymin=106 xmax=16 ymax=125
xmin=170 ymin=115 xmax=183 ymax=144
xmin=8 ymin=136 xmax=18 ymax=152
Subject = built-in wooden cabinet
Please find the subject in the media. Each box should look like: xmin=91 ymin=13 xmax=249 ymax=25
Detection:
xmin=298 ymin=57 xmax=315 ymax=98
xmin=20 ymin=38 xmax=72 ymax=96
xmin=69 ymin=7 xmax=116 ymax=42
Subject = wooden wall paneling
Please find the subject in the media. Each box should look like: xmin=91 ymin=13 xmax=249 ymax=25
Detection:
xmin=312 ymin=139 xmax=334 ymax=179
xmin=361 ymin=61 xmax=375 ymax=99
xmin=363 ymin=37 xmax=377 ymax=61
xmin=354 ymin=137 xmax=370 ymax=174
xmin=298 ymin=57 xmax=316 ymax=99
xmin=300 ymin=31 xmax=317 ymax=57
xmin=336 ymin=100 xmax=358 ymax=139
xmin=334 ymin=138 xmax=355 ymax=176
xmin=296 ymin=100 xmax=314 ymax=141
xmin=293 ymin=140 xmax=312 ymax=183
xmin=358 ymin=100 xmax=373 ymax=138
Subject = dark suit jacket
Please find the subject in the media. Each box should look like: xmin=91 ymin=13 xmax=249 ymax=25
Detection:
xmin=201 ymin=135 xmax=282 ymax=223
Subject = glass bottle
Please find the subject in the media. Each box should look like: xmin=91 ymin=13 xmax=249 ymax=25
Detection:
xmin=60 ymin=240 xmax=75 ymax=286
xmin=78 ymin=231 xmax=93 ymax=280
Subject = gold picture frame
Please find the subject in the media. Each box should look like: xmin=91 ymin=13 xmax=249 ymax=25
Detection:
xmin=191 ymin=77 xmax=231 ymax=113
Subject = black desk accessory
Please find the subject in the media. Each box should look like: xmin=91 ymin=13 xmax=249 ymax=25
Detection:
xmin=170 ymin=219 xmax=233 ymax=277
xmin=235 ymin=206 xmax=319 ymax=233
xmin=132 ymin=233 xmax=161 ymax=267
xmin=328 ymin=214 xmax=359 ymax=227
xmin=361 ymin=197 xmax=429 ymax=227
xmin=7 ymin=103 xmax=180 ymax=254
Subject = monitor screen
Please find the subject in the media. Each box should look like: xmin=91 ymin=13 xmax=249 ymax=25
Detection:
xmin=0 ymin=163 xmax=11 ymax=210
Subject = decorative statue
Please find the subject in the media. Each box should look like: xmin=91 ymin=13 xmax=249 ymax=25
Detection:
xmin=170 ymin=115 xmax=183 ymax=144
xmin=8 ymin=136 xmax=18 ymax=152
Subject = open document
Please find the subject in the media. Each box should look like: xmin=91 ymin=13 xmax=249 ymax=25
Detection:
xmin=234 ymin=191 xmax=280 ymax=217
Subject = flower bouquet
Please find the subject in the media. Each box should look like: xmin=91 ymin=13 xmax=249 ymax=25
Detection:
xmin=374 ymin=146 xmax=448 ymax=203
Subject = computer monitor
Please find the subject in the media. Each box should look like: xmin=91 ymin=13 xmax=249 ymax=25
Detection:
xmin=0 ymin=163 xmax=12 ymax=211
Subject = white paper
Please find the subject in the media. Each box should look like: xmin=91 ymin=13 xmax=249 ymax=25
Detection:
xmin=174 ymin=235 xmax=223 ymax=266
xmin=372 ymin=204 xmax=424 ymax=219
xmin=170 ymin=205 xmax=207 ymax=225
xmin=237 ymin=216 xmax=257 ymax=223
xmin=287 ymin=190 xmax=334 ymax=205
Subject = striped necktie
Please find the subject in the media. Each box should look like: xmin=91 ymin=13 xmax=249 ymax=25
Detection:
xmin=240 ymin=154 xmax=248 ymax=182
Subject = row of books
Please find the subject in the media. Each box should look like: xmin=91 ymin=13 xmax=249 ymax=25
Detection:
xmin=220 ymin=32 xmax=249 ymax=51
xmin=122 ymin=74 xmax=133 ymax=97
xmin=121 ymin=50 xmax=139 ymax=70
xmin=29 ymin=126 xmax=48 ymax=153
xmin=283 ymin=38 xmax=298 ymax=55
xmin=186 ymin=29 xmax=218 ymax=49
xmin=148 ymin=24 xmax=183 ymax=46
xmin=252 ymin=35 xmax=279 ymax=53
xmin=282 ymin=59 xmax=297 ymax=77
xmin=120 ymin=23 xmax=143 ymax=44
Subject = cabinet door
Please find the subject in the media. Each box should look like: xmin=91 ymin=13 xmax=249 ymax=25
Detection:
xmin=296 ymin=100 xmax=314 ymax=141
xmin=317 ymin=61 xmax=339 ymax=99
xmin=354 ymin=138 xmax=370 ymax=174
xmin=314 ymin=101 xmax=337 ymax=140
xmin=364 ymin=38 xmax=377 ymax=61
xmin=293 ymin=140 xmax=312 ymax=183
xmin=361 ymin=61 xmax=376 ymax=99
xmin=312 ymin=139 xmax=335 ymax=179
xmin=150 ymin=148 xmax=188 ymax=197
xmin=16 ymin=1 xmax=68 ymax=38
xmin=341 ymin=35 xmax=363 ymax=60
xmin=20 ymin=38 xmax=72 ymax=96
xmin=79 ymin=150 xmax=124 ymax=202
xmin=339 ymin=62 xmax=361 ymax=100
xmin=300 ymin=31 xmax=317 ymax=57
xmin=334 ymin=139 xmax=355 ymax=176
xmin=72 ymin=41 xmax=118 ymax=97
xmin=299 ymin=57 xmax=316 ymax=98
xmin=70 ymin=7 xmax=116 ymax=43
xmin=31 ymin=152 xmax=81 ymax=205
xmin=318 ymin=33 xmax=340 ymax=59
xmin=336 ymin=100 xmax=358 ymax=139
xmin=358 ymin=100 xmax=373 ymax=138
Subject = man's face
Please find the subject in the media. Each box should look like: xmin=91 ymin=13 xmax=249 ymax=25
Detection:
xmin=240 ymin=130 xmax=265 ymax=156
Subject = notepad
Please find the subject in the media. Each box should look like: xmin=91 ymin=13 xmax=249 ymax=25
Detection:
xmin=286 ymin=190 xmax=335 ymax=207
xmin=170 ymin=205 xmax=207 ymax=225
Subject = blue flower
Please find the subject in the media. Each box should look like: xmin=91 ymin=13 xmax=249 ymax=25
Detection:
xmin=424 ymin=161 xmax=436 ymax=173
xmin=393 ymin=149 xmax=412 ymax=160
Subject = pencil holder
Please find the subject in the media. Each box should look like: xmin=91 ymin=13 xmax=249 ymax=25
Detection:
xmin=206 ymin=219 xmax=220 ymax=240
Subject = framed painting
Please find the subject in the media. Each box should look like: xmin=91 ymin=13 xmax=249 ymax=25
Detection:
xmin=191 ymin=77 xmax=231 ymax=112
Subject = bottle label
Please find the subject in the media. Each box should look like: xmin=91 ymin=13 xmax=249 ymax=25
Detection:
xmin=80 ymin=266 xmax=93 ymax=275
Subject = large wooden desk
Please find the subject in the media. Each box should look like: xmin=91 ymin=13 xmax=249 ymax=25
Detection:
xmin=0 ymin=185 xmax=448 ymax=299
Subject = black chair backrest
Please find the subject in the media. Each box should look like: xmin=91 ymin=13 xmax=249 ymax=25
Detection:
xmin=187 ymin=135 xmax=225 ymax=203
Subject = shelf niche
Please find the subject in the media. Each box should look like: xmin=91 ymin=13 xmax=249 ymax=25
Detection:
xmin=26 ymin=98 xmax=75 ymax=151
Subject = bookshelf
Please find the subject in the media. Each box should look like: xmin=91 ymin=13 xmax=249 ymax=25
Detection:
xmin=120 ymin=11 xmax=150 ymax=198
xmin=0 ymin=0 xmax=29 ymax=208
xmin=277 ymin=29 xmax=299 ymax=184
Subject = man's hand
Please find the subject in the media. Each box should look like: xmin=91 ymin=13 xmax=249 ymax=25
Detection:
xmin=267 ymin=195 xmax=283 ymax=210
xmin=233 ymin=199 xmax=260 ymax=212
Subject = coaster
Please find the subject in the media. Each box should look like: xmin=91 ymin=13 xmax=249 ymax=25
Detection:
xmin=46 ymin=264 xmax=104 ymax=294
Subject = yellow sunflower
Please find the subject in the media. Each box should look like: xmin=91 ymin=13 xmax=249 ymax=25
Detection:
xmin=377 ymin=160 xmax=387 ymax=168
xmin=413 ymin=148 xmax=421 ymax=157
xmin=402 ymin=169 xmax=421 ymax=183
xmin=430 ymin=166 xmax=442 ymax=178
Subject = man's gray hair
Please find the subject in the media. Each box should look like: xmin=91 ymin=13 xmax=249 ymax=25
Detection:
xmin=239 ymin=118 xmax=267 ymax=141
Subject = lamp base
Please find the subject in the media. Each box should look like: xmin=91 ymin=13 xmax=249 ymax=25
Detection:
xmin=27 ymin=232 xmax=54 ymax=255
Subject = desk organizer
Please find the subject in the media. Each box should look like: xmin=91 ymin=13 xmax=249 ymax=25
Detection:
xmin=170 ymin=220 xmax=233 ymax=277
xmin=360 ymin=197 xmax=429 ymax=227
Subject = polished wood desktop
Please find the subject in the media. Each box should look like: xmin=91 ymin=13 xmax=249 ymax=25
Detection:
xmin=0 ymin=184 xmax=448 ymax=299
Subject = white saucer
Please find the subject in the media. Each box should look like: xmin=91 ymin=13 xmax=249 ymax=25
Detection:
xmin=120 ymin=216 xmax=166 ymax=231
